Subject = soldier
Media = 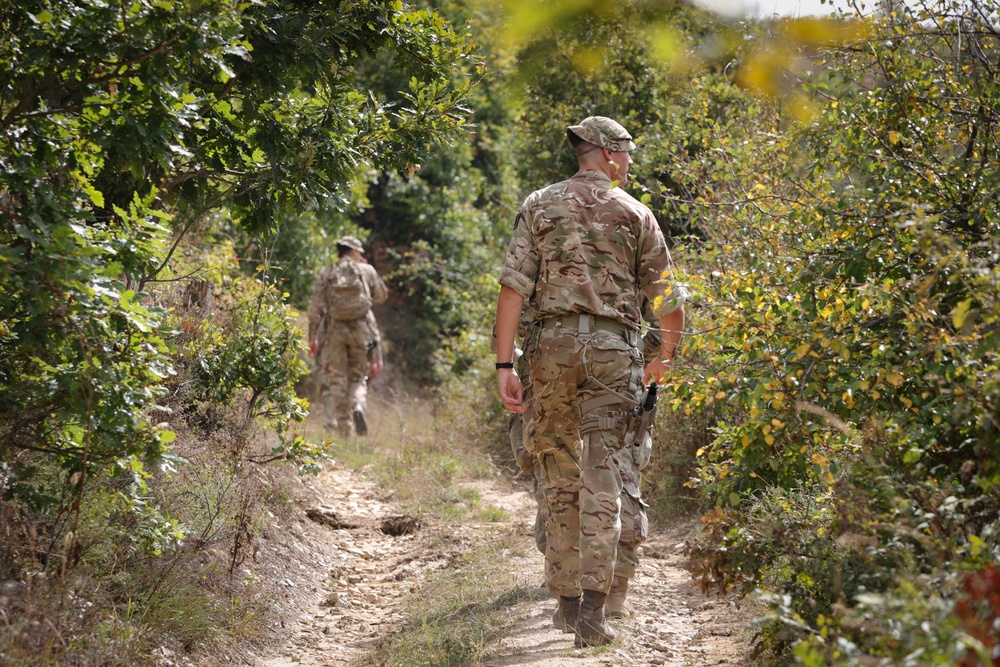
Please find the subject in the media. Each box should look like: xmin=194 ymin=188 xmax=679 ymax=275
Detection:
xmin=308 ymin=235 xmax=388 ymax=437
xmin=494 ymin=116 xmax=686 ymax=647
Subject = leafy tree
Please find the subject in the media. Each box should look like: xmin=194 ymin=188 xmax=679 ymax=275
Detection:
xmin=0 ymin=0 xmax=477 ymax=543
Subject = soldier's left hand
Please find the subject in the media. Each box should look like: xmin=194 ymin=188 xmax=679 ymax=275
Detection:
xmin=498 ymin=368 xmax=524 ymax=413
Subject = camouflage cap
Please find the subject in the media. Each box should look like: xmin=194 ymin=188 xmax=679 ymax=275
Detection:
xmin=566 ymin=116 xmax=636 ymax=152
xmin=337 ymin=235 xmax=365 ymax=253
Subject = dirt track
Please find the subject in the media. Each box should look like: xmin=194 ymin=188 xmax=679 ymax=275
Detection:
xmin=256 ymin=457 xmax=752 ymax=667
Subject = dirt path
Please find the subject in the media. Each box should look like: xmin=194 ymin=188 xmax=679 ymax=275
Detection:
xmin=256 ymin=459 xmax=751 ymax=667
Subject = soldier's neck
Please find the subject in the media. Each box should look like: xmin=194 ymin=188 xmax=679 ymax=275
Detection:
xmin=575 ymin=157 xmax=615 ymax=182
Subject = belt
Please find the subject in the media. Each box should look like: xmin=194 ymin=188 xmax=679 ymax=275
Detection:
xmin=540 ymin=313 xmax=634 ymax=339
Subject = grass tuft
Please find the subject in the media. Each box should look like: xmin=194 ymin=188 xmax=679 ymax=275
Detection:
xmin=364 ymin=531 xmax=548 ymax=666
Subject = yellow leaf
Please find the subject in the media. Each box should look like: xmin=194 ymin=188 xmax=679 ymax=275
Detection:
xmin=780 ymin=17 xmax=870 ymax=46
xmin=952 ymin=298 xmax=974 ymax=330
xmin=647 ymin=24 xmax=685 ymax=71
xmin=570 ymin=47 xmax=607 ymax=76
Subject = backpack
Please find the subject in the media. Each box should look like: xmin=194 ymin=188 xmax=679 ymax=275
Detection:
xmin=325 ymin=259 xmax=373 ymax=321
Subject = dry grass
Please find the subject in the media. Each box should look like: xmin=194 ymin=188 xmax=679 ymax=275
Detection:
xmin=0 ymin=411 xmax=317 ymax=666
xmin=362 ymin=529 xmax=547 ymax=667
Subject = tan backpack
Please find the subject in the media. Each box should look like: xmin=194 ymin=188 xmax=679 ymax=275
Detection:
xmin=325 ymin=259 xmax=373 ymax=321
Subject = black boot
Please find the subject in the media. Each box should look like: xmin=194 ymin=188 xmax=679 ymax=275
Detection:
xmin=575 ymin=589 xmax=615 ymax=647
xmin=352 ymin=406 xmax=368 ymax=436
xmin=551 ymin=594 xmax=580 ymax=633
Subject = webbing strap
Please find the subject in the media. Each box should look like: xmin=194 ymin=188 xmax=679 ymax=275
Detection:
xmin=541 ymin=313 xmax=632 ymax=337
xmin=579 ymin=393 xmax=626 ymax=415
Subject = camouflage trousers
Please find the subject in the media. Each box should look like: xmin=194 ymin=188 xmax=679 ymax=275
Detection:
xmin=317 ymin=317 xmax=376 ymax=435
xmin=510 ymin=412 xmax=647 ymax=578
xmin=525 ymin=325 xmax=642 ymax=597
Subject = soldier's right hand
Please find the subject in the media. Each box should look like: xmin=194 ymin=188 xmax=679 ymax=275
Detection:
xmin=498 ymin=369 xmax=525 ymax=413
xmin=309 ymin=340 xmax=318 ymax=357
xmin=643 ymin=356 xmax=672 ymax=384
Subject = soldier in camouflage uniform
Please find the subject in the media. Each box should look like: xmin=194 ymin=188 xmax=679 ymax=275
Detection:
xmin=495 ymin=116 xmax=686 ymax=647
xmin=308 ymin=236 xmax=388 ymax=437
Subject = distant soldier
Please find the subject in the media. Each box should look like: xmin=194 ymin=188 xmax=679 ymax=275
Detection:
xmin=494 ymin=116 xmax=686 ymax=647
xmin=308 ymin=235 xmax=388 ymax=437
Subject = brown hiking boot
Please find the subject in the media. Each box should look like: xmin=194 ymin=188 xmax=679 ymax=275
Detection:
xmin=575 ymin=589 xmax=615 ymax=647
xmin=551 ymin=594 xmax=581 ymax=633
xmin=606 ymin=576 xmax=633 ymax=618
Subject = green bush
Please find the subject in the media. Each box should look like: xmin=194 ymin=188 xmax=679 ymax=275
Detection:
xmin=659 ymin=2 xmax=1000 ymax=662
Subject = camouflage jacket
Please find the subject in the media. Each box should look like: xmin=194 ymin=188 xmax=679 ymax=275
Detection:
xmin=499 ymin=169 xmax=686 ymax=328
